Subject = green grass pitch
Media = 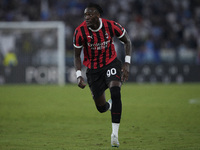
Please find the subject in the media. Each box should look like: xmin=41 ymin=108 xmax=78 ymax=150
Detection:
xmin=0 ymin=83 xmax=200 ymax=150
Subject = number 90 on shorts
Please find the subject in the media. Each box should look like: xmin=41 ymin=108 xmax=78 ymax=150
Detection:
xmin=107 ymin=68 xmax=117 ymax=77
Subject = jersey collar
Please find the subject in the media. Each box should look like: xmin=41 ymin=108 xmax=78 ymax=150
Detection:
xmin=89 ymin=18 xmax=102 ymax=32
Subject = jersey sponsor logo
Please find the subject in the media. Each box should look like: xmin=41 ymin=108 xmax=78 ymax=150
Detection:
xmin=87 ymin=40 xmax=111 ymax=50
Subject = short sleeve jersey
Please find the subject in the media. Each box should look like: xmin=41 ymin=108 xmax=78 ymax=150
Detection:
xmin=73 ymin=18 xmax=125 ymax=69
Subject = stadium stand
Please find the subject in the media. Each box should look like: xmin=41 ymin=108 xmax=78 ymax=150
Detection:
xmin=0 ymin=0 xmax=200 ymax=64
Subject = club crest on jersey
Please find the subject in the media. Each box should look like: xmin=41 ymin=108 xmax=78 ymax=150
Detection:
xmin=105 ymin=32 xmax=109 ymax=39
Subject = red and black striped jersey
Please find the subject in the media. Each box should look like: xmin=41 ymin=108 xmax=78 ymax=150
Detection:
xmin=73 ymin=18 xmax=125 ymax=69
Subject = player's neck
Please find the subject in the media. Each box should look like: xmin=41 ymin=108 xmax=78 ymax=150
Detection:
xmin=90 ymin=19 xmax=100 ymax=30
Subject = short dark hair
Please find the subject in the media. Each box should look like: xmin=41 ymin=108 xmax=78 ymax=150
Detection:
xmin=87 ymin=3 xmax=103 ymax=15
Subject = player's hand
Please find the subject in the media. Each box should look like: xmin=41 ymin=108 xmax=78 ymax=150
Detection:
xmin=77 ymin=76 xmax=86 ymax=89
xmin=121 ymin=63 xmax=130 ymax=82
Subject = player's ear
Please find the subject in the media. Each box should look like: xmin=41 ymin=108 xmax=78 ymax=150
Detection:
xmin=95 ymin=11 xmax=100 ymax=18
xmin=97 ymin=12 xmax=100 ymax=17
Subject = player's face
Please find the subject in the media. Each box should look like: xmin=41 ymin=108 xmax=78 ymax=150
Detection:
xmin=84 ymin=7 xmax=100 ymax=28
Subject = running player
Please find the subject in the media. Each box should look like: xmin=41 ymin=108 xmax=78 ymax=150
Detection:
xmin=73 ymin=3 xmax=132 ymax=147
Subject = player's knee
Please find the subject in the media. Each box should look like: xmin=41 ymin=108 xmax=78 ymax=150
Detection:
xmin=96 ymin=106 xmax=106 ymax=113
xmin=110 ymin=86 xmax=121 ymax=102
xmin=96 ymin=104 xmax=108 ymax=113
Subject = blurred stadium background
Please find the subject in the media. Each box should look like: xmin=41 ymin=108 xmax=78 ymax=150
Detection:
xmin=0 ymin=0 xmax=200 ymax=85
xmin=1 ymin=1 xmax=200 ymax=149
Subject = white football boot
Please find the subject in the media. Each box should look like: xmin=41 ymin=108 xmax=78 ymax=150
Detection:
xmin=111 ymin=134 xmax=120 ymax=147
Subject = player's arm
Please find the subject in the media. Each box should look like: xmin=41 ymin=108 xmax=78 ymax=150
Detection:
xmin=119 ymin=31 xmax=132 ymax=82
xmin=74 ymin=47 xmax=86 ymax=89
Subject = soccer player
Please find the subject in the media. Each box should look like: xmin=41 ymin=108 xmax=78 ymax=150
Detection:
xmin=73 ymin=3 xmax=132 ymax=147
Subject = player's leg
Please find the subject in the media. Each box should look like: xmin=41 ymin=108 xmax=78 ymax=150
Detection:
xmin=109 ymin=81 xmax=122 ymax=123
xmin=86 ymin=70 xmax=111 ymax=113
xmin=109 ymin=81 xmax=122 ymax=147
xmin=94 ymin=92 xmax=111 ymax=113
xmin=86 ymin=68 xmax=111 ymax=113
xmin=105 ymin=58 xmax=122 ymax=147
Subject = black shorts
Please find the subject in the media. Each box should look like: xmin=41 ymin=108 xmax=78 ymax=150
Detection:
xmin=86 ymin=58 xmax=122 ymax=99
